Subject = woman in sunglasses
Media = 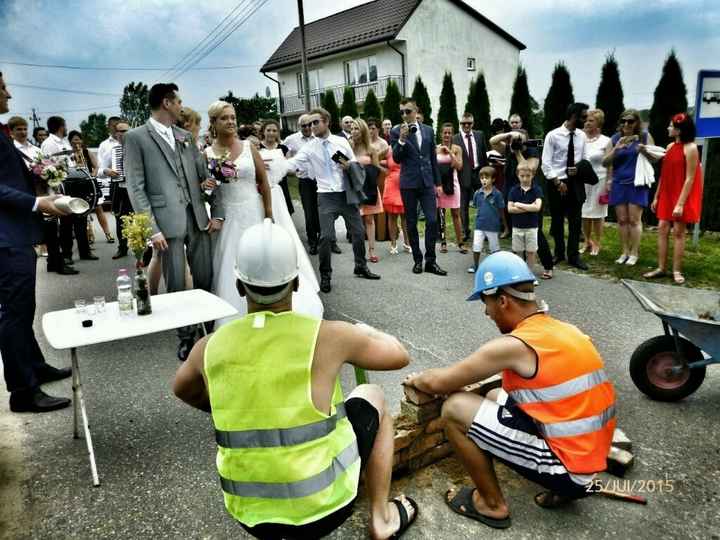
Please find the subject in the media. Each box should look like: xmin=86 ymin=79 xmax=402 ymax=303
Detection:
xmin=602 ymin=109 xmax=659 ymax=265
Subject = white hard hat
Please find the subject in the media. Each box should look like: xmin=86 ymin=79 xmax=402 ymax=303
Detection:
xmin=234 ymin=219 xmax=298 ymax=303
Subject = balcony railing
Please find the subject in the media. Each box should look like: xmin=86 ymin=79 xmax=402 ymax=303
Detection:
xmin=281 ymin=75 xmax=404 ymax=115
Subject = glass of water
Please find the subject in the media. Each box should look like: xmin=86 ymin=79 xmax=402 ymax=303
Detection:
xmin=74 ymin=299 xmax=86 ymax=313
xmin=93 ymin=296 xmax=106 ymax=313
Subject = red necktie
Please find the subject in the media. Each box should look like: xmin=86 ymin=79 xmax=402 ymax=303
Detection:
xmin=466 ymin=133 xmax=475 ymax=169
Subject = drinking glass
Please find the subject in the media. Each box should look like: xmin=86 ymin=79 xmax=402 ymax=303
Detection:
xmin=93 ymin=296 xmax=106 ymax=313
xmin=74 ymin=299 xmax=86 ymax=313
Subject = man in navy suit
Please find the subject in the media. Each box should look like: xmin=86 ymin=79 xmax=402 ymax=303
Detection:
xmin=0 ymin=72 xmax=73 ymax=413
xmin=390 ymin=98 xmax=447 ymax=275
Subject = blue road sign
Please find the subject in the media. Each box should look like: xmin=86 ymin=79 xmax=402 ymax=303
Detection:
xmin=695 ymin=70 xmax=720 ymax=138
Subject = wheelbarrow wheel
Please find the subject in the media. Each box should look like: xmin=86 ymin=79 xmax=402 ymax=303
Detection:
xmin=629 ymin=335 xmax=706 ymax=401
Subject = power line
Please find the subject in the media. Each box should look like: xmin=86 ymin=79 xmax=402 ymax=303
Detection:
xmin=174 ymin=0 xmax=269 ymax=81
xmin=20 ymin=105 xmax=120 ymax=114
xmin=159 ymin=0 xmax=254 ymax=81
xmin=0 ymin=60 xmax=260 ymax=71
xmin=8 ymin=83 xmax=121 ymax=97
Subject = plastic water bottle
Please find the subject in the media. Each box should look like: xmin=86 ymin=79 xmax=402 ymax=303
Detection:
xmin=117 ymin=269 xmax=133 ymax=316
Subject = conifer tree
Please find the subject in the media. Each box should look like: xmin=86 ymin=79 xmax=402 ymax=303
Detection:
xmin=436 ymin=72 xmax=459 ymax=141
xmin=649 ymin=50 xmax=688 ymax=147
xmin=509 ymin=66 xmax=535 ymax=136
xmin=543 ymin=62 xmax=575 ymax=134
xmin=340 ymin=86 xmax=359 ymax=119
xmin=320 ymin=89 xmax=341 ymax=134
xmin=411 ymin=76 xmax=433 ymax=125
xmin=595 ymin=53 xmax=625 ymax=137
xmin=363 ymin=89 xmax=382 ymax=120
xmin=383 ymin=80 xmax=402 ymax=126
xmin=465 ymin=72 xmax=491 ymax=135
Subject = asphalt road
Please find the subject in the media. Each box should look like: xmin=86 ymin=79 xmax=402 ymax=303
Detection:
xmin=1 ymin=213 xmax=719 ymax=539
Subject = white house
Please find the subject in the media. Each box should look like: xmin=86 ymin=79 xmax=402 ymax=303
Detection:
xmin=260 ymin=0 xmax=525 ymax=131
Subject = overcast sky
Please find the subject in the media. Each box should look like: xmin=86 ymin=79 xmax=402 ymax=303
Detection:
xmin=1 ymin=0 xmax=717 ymax=132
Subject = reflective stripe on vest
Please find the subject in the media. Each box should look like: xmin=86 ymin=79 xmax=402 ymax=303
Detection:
xmin=509 ymin=369 xmax=609 ymax=404
xmin=538 ymin=404 xmax=616 ymax=439
xmin=220 ymin=440 xmax=359 ymax=499
xmin=216 ymin=403 xmax=347 ymax=449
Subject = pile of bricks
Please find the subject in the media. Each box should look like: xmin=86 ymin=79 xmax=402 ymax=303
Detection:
xmin=391 ymin=375 xmax=635 ymax=478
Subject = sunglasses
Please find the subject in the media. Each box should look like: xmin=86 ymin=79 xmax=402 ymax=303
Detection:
xmin=621 ymin=118 xmax=636 ymax=125
xmin=311 ymin=119 xmax=322 ymax=126
xmin=400 ymin=108 xmax=414 ymax=115
xmin=460 ymin=122 xmax=473 ymax=126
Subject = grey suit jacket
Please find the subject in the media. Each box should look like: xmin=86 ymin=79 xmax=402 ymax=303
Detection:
xmin=124 ymin=121 xmax=213 ymax=238
xmin=453 ymin=130 xmax=488 ymax=189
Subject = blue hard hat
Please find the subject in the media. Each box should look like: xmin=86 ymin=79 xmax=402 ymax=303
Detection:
xmin=467 ymin=251 xmax=538 ymax=301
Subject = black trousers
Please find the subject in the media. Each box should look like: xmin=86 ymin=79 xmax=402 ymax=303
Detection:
xmin=537 ymin=213 xmax=553 ymax=271
xmin=547 ymin=182 xmax=582 ymax=261
xmin=59 ymin=214 xmax=91 ymax=259
xmin=43 ymin=218 xmax=63 ymax=271
xmin=0 ymin=246 xmax=47 ymax=394
xmin=298 ymin=178 xmax=320 ymax=246
xmin=112 ymin=185 xmax=133 ymax=254
xmin=459 ymin=184 xmax=475 ymax=240
xmin=401 ymin=185 xmax=438 ymax=265
xmin=279 ymin=178 xmax=294 ymax=215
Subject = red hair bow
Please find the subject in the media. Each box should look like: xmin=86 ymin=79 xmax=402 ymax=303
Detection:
xmin=672 ymin=113 xmax=687 ymax=124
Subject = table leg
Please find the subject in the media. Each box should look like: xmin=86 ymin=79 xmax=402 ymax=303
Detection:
xmin=71 ymin=348 xmax=101 ymax=487
xmin=71 ymin=348 xmax=80 ymax=439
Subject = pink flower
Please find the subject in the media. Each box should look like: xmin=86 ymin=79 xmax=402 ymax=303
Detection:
xmin=221 ymin=165 xmax=236 ymax=178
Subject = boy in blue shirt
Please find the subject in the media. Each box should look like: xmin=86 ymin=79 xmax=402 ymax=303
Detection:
xmin=508 ymin=162 xmax=543 ymax=267
xmin=468 ymin=166 xmax=505 ymax=273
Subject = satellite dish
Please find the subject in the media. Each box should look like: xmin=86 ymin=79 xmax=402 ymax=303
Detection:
xmin=265 ymin=86 xmax=271 ymax=98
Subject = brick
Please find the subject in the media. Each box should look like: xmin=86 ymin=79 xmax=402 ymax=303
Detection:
xmin=612 ymin=428 xmax=632 ymax=451
xmin=402 ymin=384 xmax=438 ymax=405
xmin=424 ymin=417 xmax=445 ymax=434
xmin=408 ymin=442 xmax=453 ymax=471
xmin=400 ymin=398 xmax=441 ymax=424
xmin=393 ymin=427 xmax=423 ymax=452
xmin=407 ymin=432 xmax=447 ymax=459
xmin=606 ymin=446 xmax=634 ymax=477
xmin=464 ymin=374 xmax=502 ymax=397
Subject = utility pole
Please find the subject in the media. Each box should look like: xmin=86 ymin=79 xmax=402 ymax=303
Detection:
xmin=297 ymin=0 xmax=311 ymax=112
xmin=30 ymin=108 xmax=41 ymax=129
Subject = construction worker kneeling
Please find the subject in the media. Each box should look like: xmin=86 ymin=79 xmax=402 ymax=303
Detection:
xmin=173 ymin=219 xmax=418 ymax=540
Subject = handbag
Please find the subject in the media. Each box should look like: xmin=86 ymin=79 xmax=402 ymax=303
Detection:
xmin=438 ymin=162 xmax=454 ymax=195
xmin=361 ymin=163 xmax=379 ymax=205
xmin=598 ymin=192 xmax=609 ymax=205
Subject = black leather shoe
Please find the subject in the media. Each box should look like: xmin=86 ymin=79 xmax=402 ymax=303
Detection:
xmin=308 ymin=244 xmax=318 ymax=256
xmin=57 ymin=265 xmax=79 ymax=275
xmin=425 ymin=263 xmax=448 ymax=276
xmin=9 ymin=389 xmax=71 ymax=413
xmin=79 ymin=254 xmax=99 ymax=261
xmin=37 ymin=365 xmax=72 ymax=384
xmin=320 ymin=275 xmax=332 ymax=293
xmin=331 ymin=243 xmax=342 ymax=254
xmin=177 ymin=339 xmax=195 ymax=362
xmin=354 ymin=266 xmax=380 ymax=280
xmin=412 ymin=262 xmax=423 ymax=274
xmin=112 ymin=250 xmax=128 ymax=260
xmin=569 ymin=258 xmax=588 ymax=271
xmin=552 ymin=256 xmax=566 ymax=265
xmin=64 ymin=257 xmax=75 ymax=266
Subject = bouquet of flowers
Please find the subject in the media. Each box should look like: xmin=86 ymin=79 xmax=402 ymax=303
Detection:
xmin=120 ymin=212 xmax=153 ymax=267
xmin=30 ymin=153 xmax=69 ymax=194
xmin=204 ymin=151 xmax=236 ymax=199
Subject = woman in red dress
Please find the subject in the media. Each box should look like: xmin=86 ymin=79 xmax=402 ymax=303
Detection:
xmin=644 ymin=113 xmax=703 ymax=284
xmin=382 ymin=146 xmax=410 ymax=255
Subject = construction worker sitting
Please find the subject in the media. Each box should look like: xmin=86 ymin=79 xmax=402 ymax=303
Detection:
xmin=404 ymin=251 xmax=616 ymax=529
xmin=173 ymin=219 xmax=418 ymax=540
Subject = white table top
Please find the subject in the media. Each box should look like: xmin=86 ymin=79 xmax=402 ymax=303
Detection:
xmin=42 ymin=289 xmax=238 ymax=350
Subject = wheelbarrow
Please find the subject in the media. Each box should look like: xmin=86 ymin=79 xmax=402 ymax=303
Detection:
xmin=622 ymin=280 xmax=720 ymax=401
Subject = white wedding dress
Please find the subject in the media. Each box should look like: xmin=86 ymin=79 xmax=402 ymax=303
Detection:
xmin=209 ymin=141 xmax=323 ymax=326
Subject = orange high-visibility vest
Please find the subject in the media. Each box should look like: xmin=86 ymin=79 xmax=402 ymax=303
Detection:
xmin=503 ymin=313 xmax=616 ymax=474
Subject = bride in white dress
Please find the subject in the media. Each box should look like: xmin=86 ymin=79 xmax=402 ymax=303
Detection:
xmin=206 ymin=102 xmax=323 ymax=326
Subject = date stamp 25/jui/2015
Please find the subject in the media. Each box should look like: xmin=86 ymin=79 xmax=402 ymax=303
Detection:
xmin=586 ymin=477 xmax=676 ymax=494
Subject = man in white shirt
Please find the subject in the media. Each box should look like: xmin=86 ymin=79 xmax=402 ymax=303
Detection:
xmin=39 ymin=116 xmax=71 ymax=157
xmin=341 ymin=115 xmax=354 ymax=139
xmin=9 ymin=116 xmax=41 ymax=162
xmin=541 ymin=103 xmax=589 ymax=270
xmin=284 ymin=114 xmax=321 ymax=255
xmin=288 ymin=107 xmax=380 ymax=293
xmin=453 ymin=113 xmax=488 ymax=242
xmin=96 ymin=118 xmax=132 ymax=258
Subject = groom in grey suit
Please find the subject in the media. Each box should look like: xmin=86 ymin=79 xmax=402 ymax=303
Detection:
xmin=124 ymin=83 xmax=220 ymax=361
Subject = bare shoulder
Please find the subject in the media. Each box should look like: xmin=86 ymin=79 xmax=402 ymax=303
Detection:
xmin=683 ymin=142 xmax=699 ymax=157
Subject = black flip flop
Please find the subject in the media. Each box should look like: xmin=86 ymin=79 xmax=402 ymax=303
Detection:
xmin=445 ymin=486 xmax=511 ymax=529
xmin=389 ymin=496 xmax=419 ymax=539
xmin=534 ymin=491 xmax=571 ymax=509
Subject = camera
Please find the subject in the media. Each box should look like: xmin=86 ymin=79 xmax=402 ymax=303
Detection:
xmin=510 ymin=138 xmax=543 ymax=151
xmin=409 ymin=124 xmax=418 ymax=134
xmin=331 ymin=150 xmax=349 ymax=164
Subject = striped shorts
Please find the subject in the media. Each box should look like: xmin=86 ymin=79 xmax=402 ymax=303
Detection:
xmin=468 ymin=389 xmax=594 ymax=498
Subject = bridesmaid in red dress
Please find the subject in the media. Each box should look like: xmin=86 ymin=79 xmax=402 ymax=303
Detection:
xmin=382 ymin=144 xmax=410 ymax=255
xmin=644 ymin=113 xmax=703 ymax=285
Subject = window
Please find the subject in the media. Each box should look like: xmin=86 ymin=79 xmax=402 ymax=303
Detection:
xmin=344 ymin=56 xmax=378 ymax=86
xmin=467 ymin=57 xmax=476 ymax=71
xmin=296 ymin=69 xmax=322 ymax=94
